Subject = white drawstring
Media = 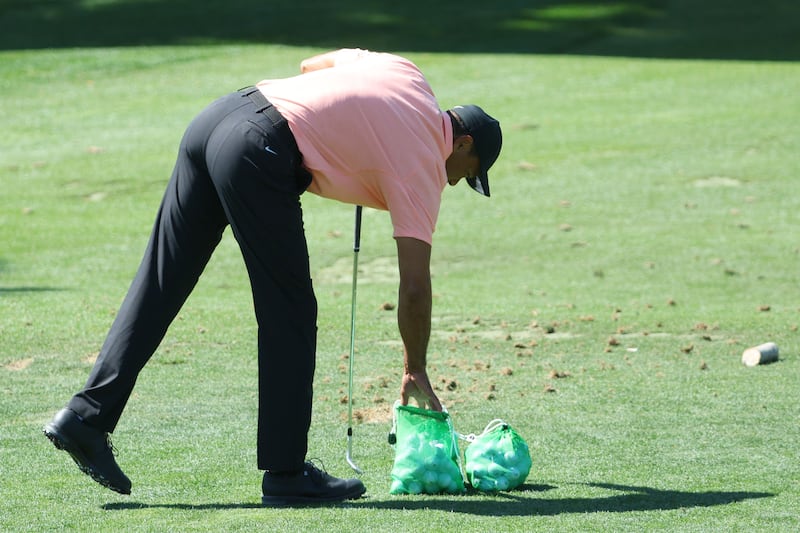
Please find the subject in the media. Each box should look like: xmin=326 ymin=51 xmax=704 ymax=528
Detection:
xmin=456 ymin=418 xmax=508 ymax=443
xmin=480 ymin=418 xmax=508 ymax=435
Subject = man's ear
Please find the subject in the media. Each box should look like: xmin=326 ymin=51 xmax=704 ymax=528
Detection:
xmin=454 ymin=134 xmax=474 ymax=152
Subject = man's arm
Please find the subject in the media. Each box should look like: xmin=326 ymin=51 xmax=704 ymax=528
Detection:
xmin=395 ymin=237 xmax=442 ymax=411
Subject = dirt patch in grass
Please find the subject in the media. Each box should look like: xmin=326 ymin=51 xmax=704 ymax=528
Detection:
xmin=345 ymin=406 xmax=392 ymax=424
xmin=4 ymin=357 xmax=34 ymax=371
xmin=316 ymin=256 xmax=399 ymax=285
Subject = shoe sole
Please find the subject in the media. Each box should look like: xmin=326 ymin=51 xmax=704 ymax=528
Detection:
xmin=261 ymin=486 xmax=366 ymax=507
xmin=43 ymin=425 xmax=131 ymax=495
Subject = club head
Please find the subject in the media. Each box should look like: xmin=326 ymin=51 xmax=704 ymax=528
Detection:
xmin=346 ymin=435 xmax=363 ymax=474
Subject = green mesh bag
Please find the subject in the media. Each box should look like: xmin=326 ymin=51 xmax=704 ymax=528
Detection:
xmin=389 ymin=402 xmax=465 ymax=495
xmin=464 ymin=419 xmax=532 ymax=492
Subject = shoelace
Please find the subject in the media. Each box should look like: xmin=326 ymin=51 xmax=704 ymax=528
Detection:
xmin=303 ymin=459 xmax=332 ymax=482
xmin=104 ymin=434 xmax=119 ymax=457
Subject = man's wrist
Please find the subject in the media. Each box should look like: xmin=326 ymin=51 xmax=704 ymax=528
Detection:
xmin=404 ymin=361 xmax=426 ymax=374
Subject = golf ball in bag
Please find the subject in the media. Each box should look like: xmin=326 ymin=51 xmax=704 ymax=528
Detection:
xmin=465 ymin=427 xmax=532 ymax=492
xmin=390 ymin=439 xmax=464 ymax=494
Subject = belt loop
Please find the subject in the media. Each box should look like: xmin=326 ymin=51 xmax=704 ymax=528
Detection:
xmin=239 ymin=86 xmax=270 ymax=113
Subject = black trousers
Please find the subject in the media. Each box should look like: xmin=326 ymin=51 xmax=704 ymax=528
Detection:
xmin=68 ymin=88 xmax=317 ymax=471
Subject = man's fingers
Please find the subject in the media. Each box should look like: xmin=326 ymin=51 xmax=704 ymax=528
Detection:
xmin=422 ymin=388 xmax=442 ymax=412
xmin=399 ymin=372 xmax=443 ymax=411
xmin=428 ymin=394 xmax=443 ymax=412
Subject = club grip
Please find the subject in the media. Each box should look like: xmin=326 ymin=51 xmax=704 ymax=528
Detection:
xmin=353 ymin=205 xmax=363 ymax=252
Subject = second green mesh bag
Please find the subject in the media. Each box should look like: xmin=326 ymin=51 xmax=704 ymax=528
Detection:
xmin=389 ymin=402 xmax=465 ymax=494
xmin=464 ymin=419 xmax=532 ymax=491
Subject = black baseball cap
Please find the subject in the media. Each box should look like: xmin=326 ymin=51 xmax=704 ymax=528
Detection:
xmin=449 ymin=105 xmax=502 ymax=197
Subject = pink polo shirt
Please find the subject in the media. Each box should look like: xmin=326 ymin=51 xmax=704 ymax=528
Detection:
xmin=257 ymin=49 xmax=453 ymax=245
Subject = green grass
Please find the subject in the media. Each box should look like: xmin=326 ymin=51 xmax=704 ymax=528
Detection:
xmin=2 ymin=3 xmax=800 ymax=531
xmin=1 ymin=0 xmax=799 ymax=60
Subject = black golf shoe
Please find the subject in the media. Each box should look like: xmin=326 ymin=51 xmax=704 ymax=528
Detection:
xmin=43 ymin=408 xmax=132 ymax=495
xmin=261 ymin=461 xmax=366 ymax=506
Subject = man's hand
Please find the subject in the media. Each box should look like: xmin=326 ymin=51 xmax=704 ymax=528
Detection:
xmin=299 ymin=51 xmax=338 ymax=73
xmin=400 ymin=370 xmax=443 ymax=412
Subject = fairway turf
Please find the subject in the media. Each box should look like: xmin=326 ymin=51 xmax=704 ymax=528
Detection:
xmin=2 ymin=39 xmax=799 ymax=533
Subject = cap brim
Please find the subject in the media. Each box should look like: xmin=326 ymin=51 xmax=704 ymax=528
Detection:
xmin=467 ymin=174 xmax=490 ymax=197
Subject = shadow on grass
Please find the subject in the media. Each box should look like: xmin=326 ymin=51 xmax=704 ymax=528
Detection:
xmin=102 ymin=482 xmax=773 ymax=516
xmin=0 ymin=287 xmax=71 ymax=294
xmin=1 ymin=0 xmax=798 ymax=60
xmin=0 ymin=257 xmax=71 ymax=295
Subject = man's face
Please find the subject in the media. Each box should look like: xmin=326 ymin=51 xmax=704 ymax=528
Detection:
xmin=445 ymin=135 xmax=480 ymax=187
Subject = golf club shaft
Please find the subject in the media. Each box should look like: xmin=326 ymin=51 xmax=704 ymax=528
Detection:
xmin=346 ymin=205 xmax=363 ymax=474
